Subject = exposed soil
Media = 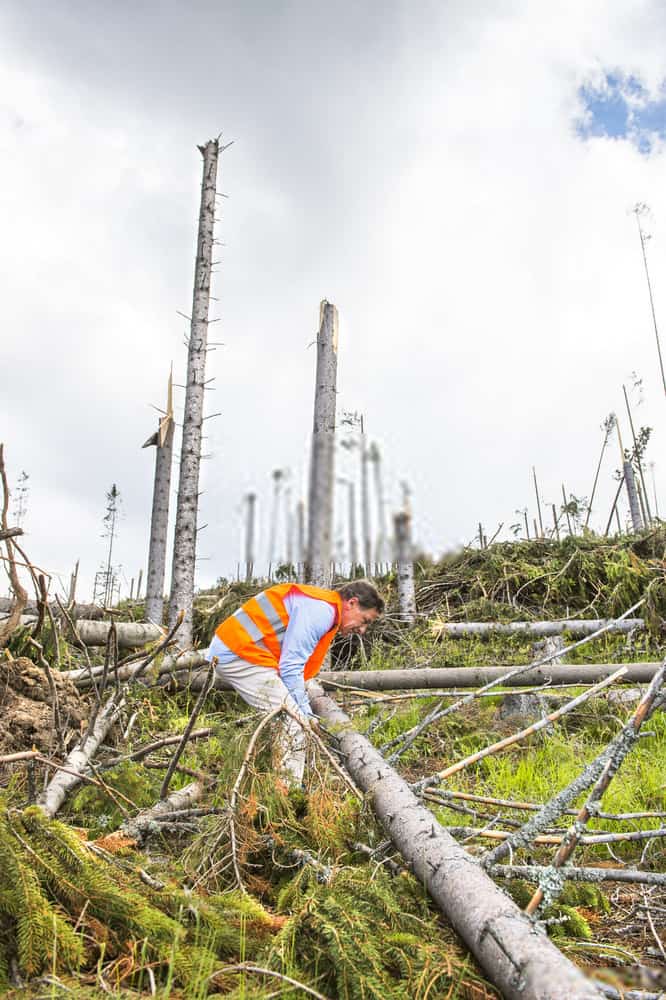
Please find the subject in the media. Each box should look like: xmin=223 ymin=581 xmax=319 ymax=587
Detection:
xmin=0 ymin=656 xmax=88 ymax=776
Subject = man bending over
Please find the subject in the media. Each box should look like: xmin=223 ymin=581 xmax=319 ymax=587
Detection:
xmin=205 ymin=580 xmax=384 ymax=783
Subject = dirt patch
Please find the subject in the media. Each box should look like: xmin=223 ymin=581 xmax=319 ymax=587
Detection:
xmin=0 ymin=657 xmax=88 ymax=772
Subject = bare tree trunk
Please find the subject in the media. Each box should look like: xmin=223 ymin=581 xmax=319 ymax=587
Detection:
xmin=121 ymin=781 xmax=204 ymax=842
xmin=369 ymin=442 xmax=388 ymax=564
xmin=347 ymin=480 xmax=358 ymax=569
xmin=144 ymin=374 xmax=175 ymax=624
xmin=623 ymin=460 xmax=644 ymax=532
xmin=305 ymin=301 xmax=338 ymax=586
xmin=268 ymin=469 xmax=284 ymax=568
xmin=285 ymin=483 xmax=293 ymax=567
xmin=532 ymin=466 xmax=544 ymax=538
xmin=307 ymin=681 xmax=602 ymax=1000
xmin=168 ymin=139 xmax=220 ymax=644
xmin=68 ymin=559 xmax=79 ymax=605
xmin=359 ymin=417 xmax=372 ymax=574
xmin=244 ymin=492 xmax=256 ymax=582
xmin=393 ymin=511 xmax=416 ymax=624
xmin=296 ymin=499 xmax=305 ymax=582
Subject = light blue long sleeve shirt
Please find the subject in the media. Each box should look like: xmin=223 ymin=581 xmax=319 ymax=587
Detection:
xmin=206 ymin=592 xmax=336 ymax=716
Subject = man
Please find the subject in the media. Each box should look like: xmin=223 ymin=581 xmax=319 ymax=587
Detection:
xmin=205 ymin=579 xmax=384 ymax=782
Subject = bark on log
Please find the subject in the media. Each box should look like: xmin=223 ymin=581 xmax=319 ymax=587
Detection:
xmin=307 ymin=680 xmax=602 ymax=1000
xmin=305 ymin=301 xmax=338 ymax=586
xmin=168 ymin=138 xmax=220 ymax=644
xmin=432 ymin=618 xmax=645 ymax=639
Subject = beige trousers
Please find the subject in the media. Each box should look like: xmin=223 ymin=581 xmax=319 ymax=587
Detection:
xmin=213 ymin=657 xmax=307 ymax=784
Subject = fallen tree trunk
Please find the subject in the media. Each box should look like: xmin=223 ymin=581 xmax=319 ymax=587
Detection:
xmin=317 ymin=662 xmax=661 ymax=690
xmin=432 ymin=618 xmax=645 ymax=638
xmin=71 ymin=658 xmax=665 ymax=692
xmin=307 ymin=680 xmax=602 ymax=999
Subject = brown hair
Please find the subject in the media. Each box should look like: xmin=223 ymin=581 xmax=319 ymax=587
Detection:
xmin=336 ymin=580 xmax=384 ymax=614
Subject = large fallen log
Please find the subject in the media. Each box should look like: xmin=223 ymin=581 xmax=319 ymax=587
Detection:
xmin=432 ymin=618 xmax=646 ymax=638
xmin=307 ymin=680 xmax=602 ymax=1000
xmin=70 ymin=657 xmax=664 ymax=691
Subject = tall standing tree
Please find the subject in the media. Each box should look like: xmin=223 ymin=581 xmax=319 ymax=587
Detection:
xmin=393 ymin=511 xmax=416 ymax=624
xmin=143 ymin=370 xmax=175 ymax=624
xmin=244 ymin=492 xmax=257 ymax=582
xmin=168 ymin=138 xmax=221 ymax=644
xmin=101 ymin=484 xmax=122 ymax=607
xmin=306 ymin=301 xmax=338 ymax=586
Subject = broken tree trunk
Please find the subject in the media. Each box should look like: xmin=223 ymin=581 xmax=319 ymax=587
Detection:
xmin=623 ymin=459 xmax=644 ymax=533
xmin=432 ymin=618 xmax=644 ymax=639
xmin=393 ymin=511 xmax=416 ymax=624
xmin=168 ymin=138 xmax=220 ymax=645
xmin=143 ymin=370 xmax=175 ymax=625
xmin=305 ymin=301 xmax=338 ymax=586
xmin=307 ymin=680 xmax=602 ymax=1000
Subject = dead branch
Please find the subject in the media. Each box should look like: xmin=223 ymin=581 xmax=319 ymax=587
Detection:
xmin=488 ymin=863 xmax=666 ymax=888
xmin=159 ymin=658 xmax=216 ymax=799
xmin=121 ymin=780 xmax=205 ymax=842
xmin=0 ymin=527 xmax=22 ymax=541
xmin=525 ymin=658 xmax=666 ymax=915
xmin=421 ymin=667 xmax=626 ymax=787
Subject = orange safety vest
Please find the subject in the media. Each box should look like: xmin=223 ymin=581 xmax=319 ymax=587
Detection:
xmin=215 ymin=583 xmax=342 ymax=681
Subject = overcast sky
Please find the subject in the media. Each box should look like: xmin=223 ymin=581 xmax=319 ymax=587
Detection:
xmin=2 ymin=0 xmax=666 ymax=603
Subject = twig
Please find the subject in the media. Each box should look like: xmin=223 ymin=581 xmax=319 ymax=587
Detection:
xmin=160 ymin=659 xmax=216 ymax=799
xmin=487 ymin=863 xmax=666 ymax=887
xmin=209 ymin=963 xmax=332 ymax=1000
xmin=283 ymin=705 xmax=363 ymax=801
xmin=99 ymin=728 xmax=213 ymax=769
xmin=430 ymin=667 xmax=626 ymax=785
xmin=26 ymin=636 xmax=65 ymax=756
xmin=525 ymin=659 xmax=666 ymax=915
xmin=127 ymin=610 xmax=184 ymax=684
xmin=55 ymin=594 xmax=98 ymax=702
xmin=402 ymin=597 xmax=646 ymax=774
xmin=229 ymin=707 xmax=283 ymax=891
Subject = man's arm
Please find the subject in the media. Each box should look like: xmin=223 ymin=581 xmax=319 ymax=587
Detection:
xmin=278 ymin=596 xmax=335 ymax=716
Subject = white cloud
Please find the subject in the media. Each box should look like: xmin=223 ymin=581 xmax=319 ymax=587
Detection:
xmin=1 ymin=0 xmax=665 ymax=605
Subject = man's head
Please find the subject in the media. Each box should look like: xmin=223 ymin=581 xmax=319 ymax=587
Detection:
xmin=336 ymin=580 xmax=384 ymax=636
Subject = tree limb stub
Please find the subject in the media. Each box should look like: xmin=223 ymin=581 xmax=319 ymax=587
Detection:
xmin=308 ymin=680 xmax=603 ymax=1000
